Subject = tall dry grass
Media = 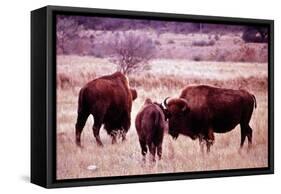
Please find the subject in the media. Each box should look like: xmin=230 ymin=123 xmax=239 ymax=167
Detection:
xmin=56 ymin=55 xmax=268 ymax=180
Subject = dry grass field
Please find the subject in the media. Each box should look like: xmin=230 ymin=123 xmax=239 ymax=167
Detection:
xmin=56 ymin=55 xmax=268 ymax=180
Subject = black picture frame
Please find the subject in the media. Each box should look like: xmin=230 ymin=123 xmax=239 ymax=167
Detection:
xmin=31 ymin=5 xmax=274 ymax=188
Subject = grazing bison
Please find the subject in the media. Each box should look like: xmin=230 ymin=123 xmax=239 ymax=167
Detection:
xmin=164 ymin=85 xmax=256 ymax=152
xmin=135 ymin=98 xmax=167 ymax=162
xmin=75 ymin=72 xmax=137 ymax=147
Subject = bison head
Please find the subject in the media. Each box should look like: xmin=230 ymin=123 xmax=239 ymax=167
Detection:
xmin=130 ymin=88 xmax=138 ymax=101
xmin=163 ymin=97 xmax=190 ymax=139
xmin=153 ymin=102 xmax=170 ymax=121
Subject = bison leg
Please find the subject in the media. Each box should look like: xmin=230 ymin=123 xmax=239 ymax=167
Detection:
xmin=148 ymin=143 xmax=156 ymax=162
xmin=110 ymin=131 xmax=117 ymax=144
xmin=93 ymin=126 xmax=103 ymax=146
xmin=157 ymin=145 xmax=162 ymax=160
xmin=240 ymin=128 xmax=246 ymax=148
xmin=121 ymin=129 xmax=127 ymax=142
xmin=75 ymin=111 xmax=89 ymax=147
xmin=198 ymin=134 xmax=205 ymax=153
xmin=206 ymin=128 xmax=215 ymax=153
xmin=241 ymin=123 xmax=249 ymax=148
xmin=247 ymin=126 xmax=253 ymax=148
xmin=139 ymin=139 xmax=147 ymax=162
xmin=121 ymin=113 xmax=131 ymax=138
xmin=206 ymin=141 xmax=212 ymax=153
xmin=92 ymin=116 xmax=104 ymax=147
xmin=240 ymin=124 xmax=253 ymax=149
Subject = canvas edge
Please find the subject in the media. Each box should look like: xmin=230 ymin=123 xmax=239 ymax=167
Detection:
xmin=30 ymin=6 xmax=48 ymax=188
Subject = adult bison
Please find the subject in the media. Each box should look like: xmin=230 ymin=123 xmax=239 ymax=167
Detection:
xmin=135 ymin=98 xmax=167 ymax=162
xmin=164 ymin=85 xmax=256 ymax=152
xmin=75 ymin=72 xmax=137 ymax=147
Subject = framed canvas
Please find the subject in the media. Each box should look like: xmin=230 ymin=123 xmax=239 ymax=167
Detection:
xmin=31 ymin=5 xmax=274 ymax=188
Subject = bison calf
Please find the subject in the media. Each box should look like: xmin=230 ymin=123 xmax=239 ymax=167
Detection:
xmin=135 ymin=98 xmax=166 ymax=162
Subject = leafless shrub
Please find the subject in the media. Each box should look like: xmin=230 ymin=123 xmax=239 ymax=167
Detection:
xmin=154 ymin=40 xmax=161 ymax=46
xmin=167 ymin=39 xmax=175 ymax=44
xmin=57 ymin=17 xmax=86 ymax=55
xmin=208 ymin=48 xmax=230 ymax=62
xmin=192 ymin=55 xmax=202 ymax=61
xmin=192 ymin=39 xmax=215 ymax=47
xmin=108 ymin=32 xmax=155 ymax=74
xmin=237 ymin=45 xmax=257 ymax=62
xmin=233 ymin=38 xmax=242 ymax=45
xmin=214 ymin=34 xmax=220 ymax=41
xmin=57 ymin=73 xmax=74 ymax=89
xmin=258 ymin=45 xmax=268 ymax=62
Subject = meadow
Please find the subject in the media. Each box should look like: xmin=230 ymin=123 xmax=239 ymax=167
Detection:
xmin=56 ymin=55 xmax=268 ymax=179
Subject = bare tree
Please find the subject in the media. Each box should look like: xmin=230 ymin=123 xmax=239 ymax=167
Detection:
xmin=56 ymin=16 xmax=84 ymax=54
xmin=109 ymin=32 xmax=155 ymax=74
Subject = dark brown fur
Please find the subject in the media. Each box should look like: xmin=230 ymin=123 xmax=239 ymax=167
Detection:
xmin=75 ymin=72 xmax=137 ymax=147
xmin=164 ymin=85 xmax=256 ymax=152
xmin=135 ymin=98 xmax=166 ymax=162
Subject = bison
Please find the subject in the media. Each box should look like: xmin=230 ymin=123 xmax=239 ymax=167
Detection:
xmin=75 ymin=72 xmax=137 ymax=147
xmin=135 ymin=98 xmax=167 ymax=162
xmin=164 ymin=85 xmax=256 ymax=152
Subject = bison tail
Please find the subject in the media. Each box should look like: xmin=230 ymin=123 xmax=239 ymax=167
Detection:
xmin=251 ymin=94 xmax=257 ymax=109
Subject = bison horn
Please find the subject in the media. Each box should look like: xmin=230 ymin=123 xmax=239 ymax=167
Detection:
xmin=163 ymin=97 xmax=170 ymax=108
xmin=180 ymin=98 xmax=188 ymax=104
